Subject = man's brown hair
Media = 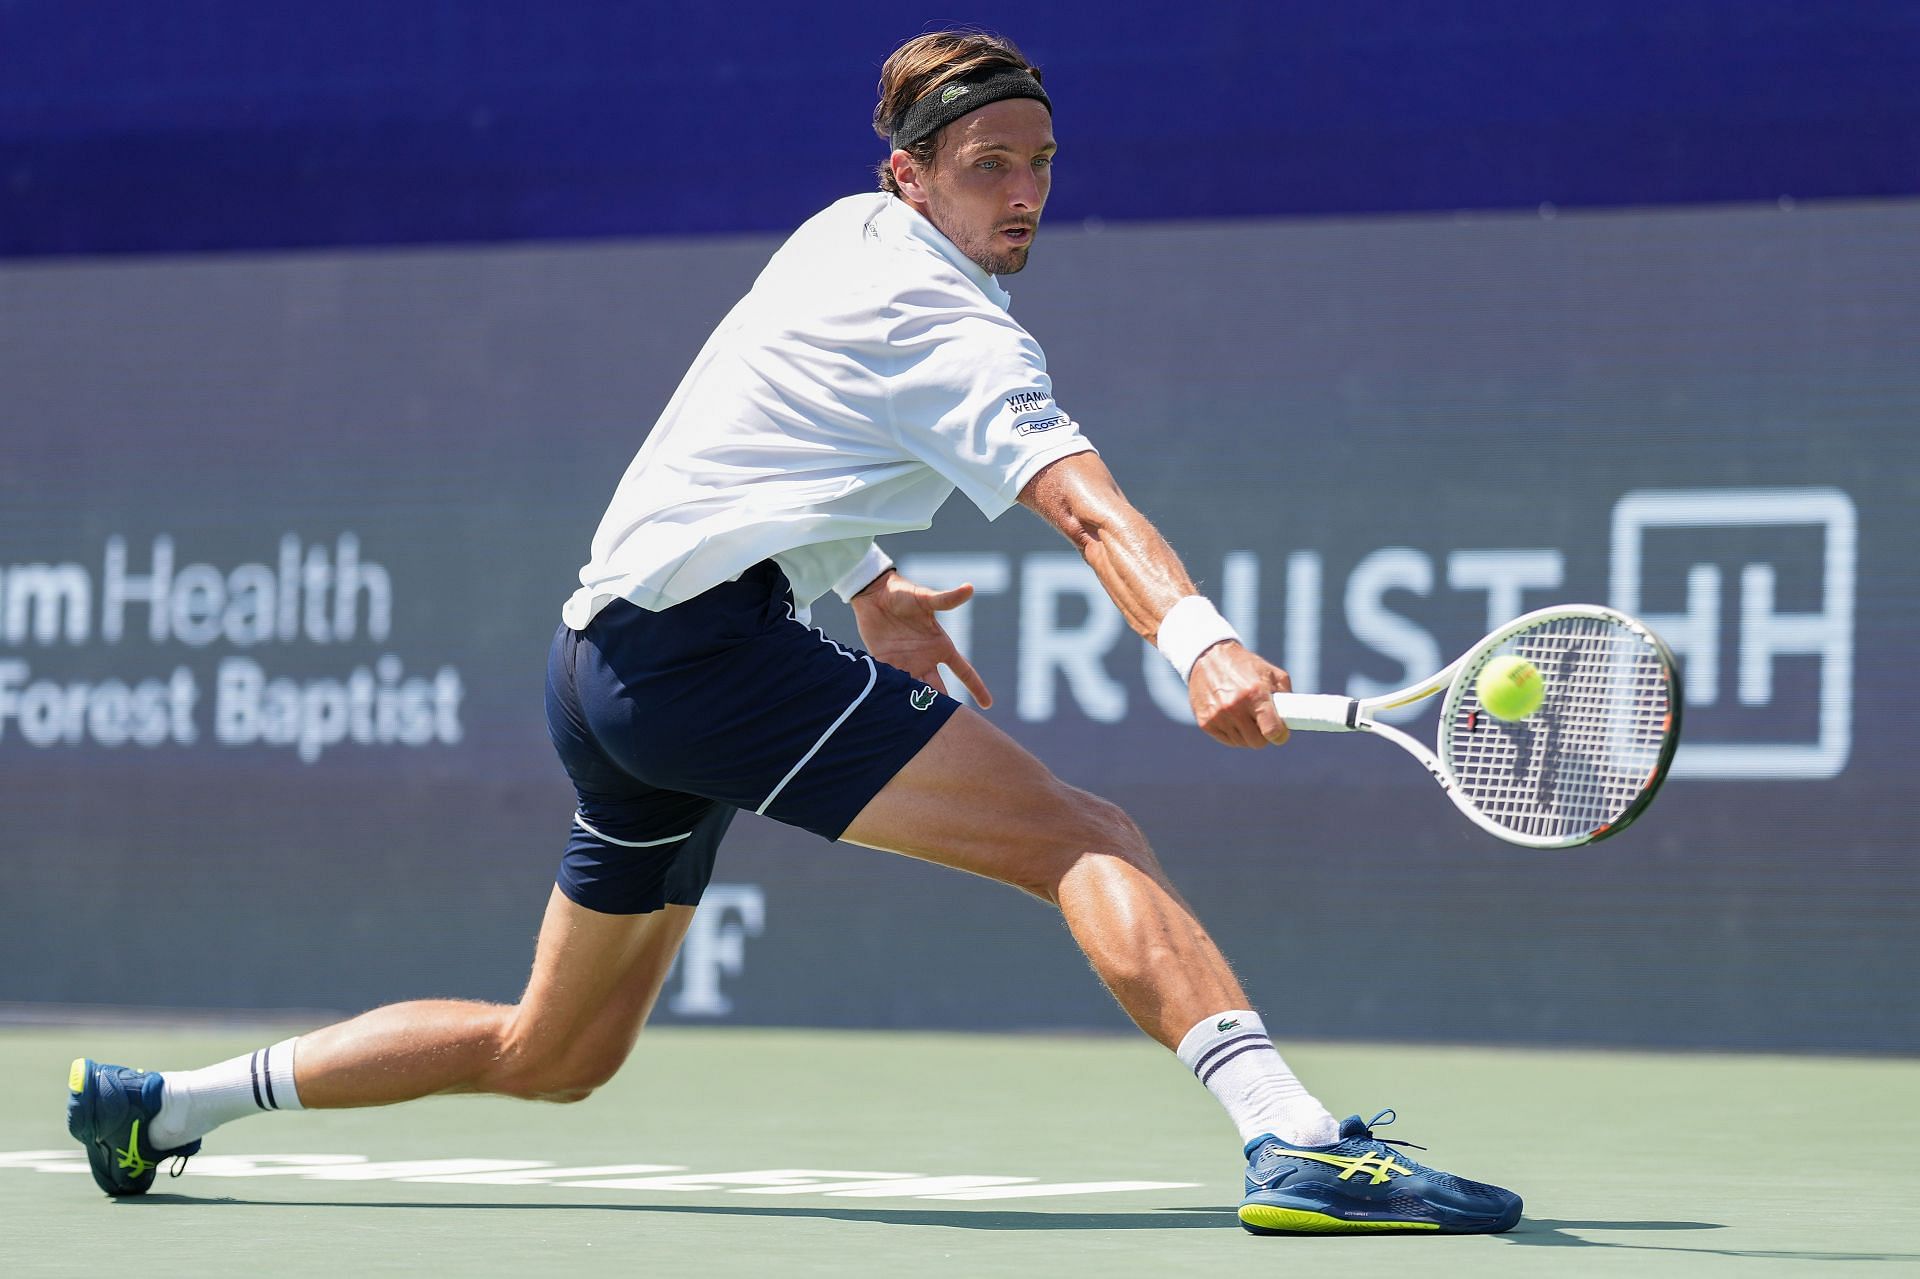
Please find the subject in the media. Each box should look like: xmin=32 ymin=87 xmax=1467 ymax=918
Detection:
xmin=872 ymin=30 xmax=1043 ymax=195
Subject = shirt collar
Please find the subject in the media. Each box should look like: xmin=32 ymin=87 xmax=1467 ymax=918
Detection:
xmin=877 ymin=195 xmax=1012 ymax=311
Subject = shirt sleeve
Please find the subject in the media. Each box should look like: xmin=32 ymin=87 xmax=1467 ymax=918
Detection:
xmin=830 ymin=541 xmax=896 ymax=602
xmin=882 ymin=281 xmax=1096 ymax=519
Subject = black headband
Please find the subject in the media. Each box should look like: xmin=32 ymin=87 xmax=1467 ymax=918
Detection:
xmin=888 ymin=67 xmax=1051 ymax=153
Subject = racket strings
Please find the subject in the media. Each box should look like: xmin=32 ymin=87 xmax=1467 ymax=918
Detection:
xmin=1445 ymin=616 xmax=1672 ymax=840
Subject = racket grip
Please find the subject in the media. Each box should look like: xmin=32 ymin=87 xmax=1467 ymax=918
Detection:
xmin=1271 ymin=692 xmax=1359 ymax=732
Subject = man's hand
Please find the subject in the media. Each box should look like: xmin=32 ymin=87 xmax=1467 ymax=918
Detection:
xmin=1188 ymin=642 xmax=1291 ymax=748
xmin=850 ymin=571 xmax=993 ymax=707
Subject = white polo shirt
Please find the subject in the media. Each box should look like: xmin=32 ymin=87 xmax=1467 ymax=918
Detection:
xmin=562 ymin=193 xmax=1095 ymax=628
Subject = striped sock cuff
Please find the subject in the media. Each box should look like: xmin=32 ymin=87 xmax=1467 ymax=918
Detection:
xmin=253 ymin=1037 xmax=304 ymax=1112
xmin=1193 ymin=1034 xmax=1277 ymax=1084
xmin=1176 ymin=1009 xmax=1278 ymax=1083
xmin=1176 ymin=1009 xmax=1334 ymax=1147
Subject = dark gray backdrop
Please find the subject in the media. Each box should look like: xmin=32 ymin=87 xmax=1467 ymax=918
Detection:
xmin=3 ymin=199 xmax=1914 ymax=1050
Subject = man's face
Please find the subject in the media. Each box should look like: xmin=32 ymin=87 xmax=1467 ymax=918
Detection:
xmin=895 ymin=98 xmax=1055 ymax=276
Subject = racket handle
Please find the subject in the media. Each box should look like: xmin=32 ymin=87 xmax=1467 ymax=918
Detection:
xmin=1271 ymin=692 xmax=1359 ymax=732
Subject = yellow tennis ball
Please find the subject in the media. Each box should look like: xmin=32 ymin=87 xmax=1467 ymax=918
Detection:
xmin=1477 ymin=655 xmax=1544 ymax=721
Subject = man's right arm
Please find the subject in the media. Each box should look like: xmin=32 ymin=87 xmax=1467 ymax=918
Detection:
xmin=1017 ymin=452 xmax=1291 ymax=749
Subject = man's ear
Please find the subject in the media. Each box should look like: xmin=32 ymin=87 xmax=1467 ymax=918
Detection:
xmin=890 ymin=149 xmax=929 ymax=206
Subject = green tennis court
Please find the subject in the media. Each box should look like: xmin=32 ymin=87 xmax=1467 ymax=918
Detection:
xmin=6 ymin=1024 xmax=1915 ymax=1276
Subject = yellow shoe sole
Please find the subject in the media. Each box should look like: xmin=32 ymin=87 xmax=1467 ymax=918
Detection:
xmin=1239 ymin=1203 xmax=1441 ymax=1234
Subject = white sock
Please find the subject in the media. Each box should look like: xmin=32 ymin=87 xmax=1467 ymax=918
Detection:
xmin=1176 ymin=1011 xmax=1339 ymax=1148
xmin=147 ymin=1037 xmax=305 ymax=1149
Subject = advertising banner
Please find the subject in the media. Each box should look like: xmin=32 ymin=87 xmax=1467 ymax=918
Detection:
xmin=4 ymin=200 xmax=1914 ymax=1049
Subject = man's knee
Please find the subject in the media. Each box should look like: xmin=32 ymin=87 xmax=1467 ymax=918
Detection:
xmin=1019 ymin=788 xmax=1159 ymax=902
xmin=481 ymin=1028 xmax=627 ymax=1103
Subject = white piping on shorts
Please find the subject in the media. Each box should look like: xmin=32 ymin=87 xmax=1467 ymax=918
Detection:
xmin=786 ymin=598 xmax=862 ymax=663
xmin=756 ymin=653 xmax=877 ymax=816
xmin=573 ymin=811 xmax=692 ymax=848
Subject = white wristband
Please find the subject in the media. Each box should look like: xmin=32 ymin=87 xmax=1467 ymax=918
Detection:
xmin=832 ymin=543 xmax=896 ymax=602
xmin=1155 ymin=595 xmax=1240 ymax=682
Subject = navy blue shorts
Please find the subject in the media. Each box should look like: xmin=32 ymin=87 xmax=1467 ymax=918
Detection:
xmin=544 ymin=561 xmax=961 ymax=915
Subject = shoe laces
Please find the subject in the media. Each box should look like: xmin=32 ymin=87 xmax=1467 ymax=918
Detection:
xmin=1351 ymin=1108 xmax=1427 ymax=1153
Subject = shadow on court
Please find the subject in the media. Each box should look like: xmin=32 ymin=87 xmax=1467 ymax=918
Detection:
xmin=123 ymin=1195 xmax=1235 ymax=1231
xmin=118 ymin=1198 xmax=1920 ymax=1262
xmin=1497 ymin=1219 xmax=1920 ymax=1264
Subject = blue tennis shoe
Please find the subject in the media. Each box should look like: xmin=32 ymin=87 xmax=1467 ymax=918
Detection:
xmin=66 ymin=1058 xmax=200 ymax=1197
xmin=1239 ymin=1109 xmax=1521 ymax=1234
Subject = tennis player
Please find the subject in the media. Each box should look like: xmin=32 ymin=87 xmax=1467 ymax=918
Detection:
xmin=68 ymin=30 xmax=1520 ymax=1236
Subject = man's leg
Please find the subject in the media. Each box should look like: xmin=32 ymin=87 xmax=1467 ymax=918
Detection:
xmin=844 ymin=705 xmax=1256 ymax=1050
xmin=136 ymin=888 xmax=690 ymax=1157
xmin=293 ymin=887 xmax=693 ymax=1107
xmin=840 ymin=705 xmax=1521 ymax=1235
xmin=841 ymin=705 xmax=1335 ymax=1147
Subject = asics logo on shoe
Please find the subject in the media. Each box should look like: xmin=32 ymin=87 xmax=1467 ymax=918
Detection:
xmin=115 ymin=1119 xmax=156 ymax=1178
xmin=1282 ymin=1149 xmax=1415 ymax=1186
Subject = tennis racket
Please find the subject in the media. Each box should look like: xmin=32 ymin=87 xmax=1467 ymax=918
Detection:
xmin=1270 ymin=604 xmax=1682 ymax=848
